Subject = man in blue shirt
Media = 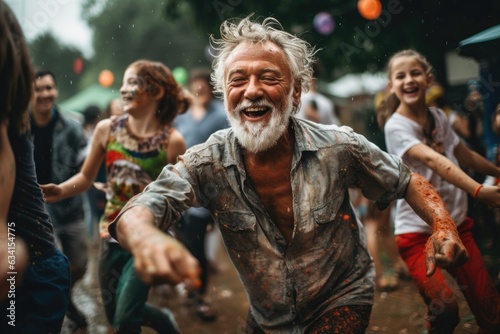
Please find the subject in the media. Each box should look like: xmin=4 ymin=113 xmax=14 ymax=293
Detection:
xmin=174 ymin=68 xmax=229 ymax=321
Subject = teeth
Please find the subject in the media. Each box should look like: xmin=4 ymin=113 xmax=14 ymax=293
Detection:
xmin=246 ymin=108 xmax=266 ymax=112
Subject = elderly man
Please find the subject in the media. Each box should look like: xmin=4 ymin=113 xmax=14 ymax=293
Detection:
xmin=110 ymin=16 xmax=468 ymax=333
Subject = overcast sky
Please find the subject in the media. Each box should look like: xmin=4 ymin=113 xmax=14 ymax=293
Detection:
xmin=5 ymin=0 xmax=93 ymax=57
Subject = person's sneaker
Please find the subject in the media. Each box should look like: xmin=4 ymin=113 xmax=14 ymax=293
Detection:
xmin=188 ymin=294 xmax=217 ymax=322
xmin=195 ymin=300 xmax=217 ymax=322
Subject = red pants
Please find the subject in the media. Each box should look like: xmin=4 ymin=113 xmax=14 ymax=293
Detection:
xmin=396 ymin=218 xmax=500 ymax=334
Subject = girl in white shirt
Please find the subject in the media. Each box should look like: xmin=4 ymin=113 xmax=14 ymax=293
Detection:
xmin=381 ymin=49 xmax=500 ymax=334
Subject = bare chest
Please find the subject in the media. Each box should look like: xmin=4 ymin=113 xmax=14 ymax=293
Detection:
xmin=246 ymin=159 xmax=294 ymax=242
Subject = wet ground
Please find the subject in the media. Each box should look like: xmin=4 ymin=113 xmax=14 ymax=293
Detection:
xmin=63 ymin=233 xmax=498 ymax=334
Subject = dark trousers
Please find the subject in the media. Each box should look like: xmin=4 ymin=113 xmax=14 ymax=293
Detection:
xmin=245 ymin=305 xmax=372 ymax=333
xmin=98 ymin=242 xmax=179 ymax=333
xmin=177 ymin=207 xmax=213 ymax=295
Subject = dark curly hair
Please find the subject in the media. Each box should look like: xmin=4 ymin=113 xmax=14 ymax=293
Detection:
xmin=128 ymin=60 xmax=192 ymax=125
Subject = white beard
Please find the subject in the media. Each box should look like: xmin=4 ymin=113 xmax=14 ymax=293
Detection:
xmin=226 ymin=91 xmax=294 ymax=154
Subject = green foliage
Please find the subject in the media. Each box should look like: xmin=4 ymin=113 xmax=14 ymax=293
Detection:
xmin=164 ymin=0 xmax=500 ymax=85
xmin=28 ymin=32 xmax=86 ymax=101
xmin=25 ymin=0 xmax=500 ymax=104
xmin=81 ymin=0 xmax=210 ymax=90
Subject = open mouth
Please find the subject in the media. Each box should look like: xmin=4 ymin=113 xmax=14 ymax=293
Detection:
xmin=121 ymin=96 xmax=134 ymax=103
xmin=242 ymin=107 xmax=270 ymax=119
xmin=404 ymin=87 xmax=418 ymax=94
xmin=37 ymin=99 xmax=53 ymax=107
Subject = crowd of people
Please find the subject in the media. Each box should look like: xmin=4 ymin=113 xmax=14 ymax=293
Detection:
xmin=1 ymin=1 xmax=499 ymax=333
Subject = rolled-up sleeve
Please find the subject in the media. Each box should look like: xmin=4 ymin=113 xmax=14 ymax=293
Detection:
xmin=108 ymin=161 xmax=198 ymax=239
xmin=351 ymin=133 xmax=412 ymax=209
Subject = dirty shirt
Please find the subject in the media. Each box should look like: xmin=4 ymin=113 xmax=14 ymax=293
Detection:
xmin=110 ymin=117 xmax=412 ymax=333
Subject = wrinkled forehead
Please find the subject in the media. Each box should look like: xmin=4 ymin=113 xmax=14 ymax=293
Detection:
xmin=225 ymin=41 xmax=291 ymax=74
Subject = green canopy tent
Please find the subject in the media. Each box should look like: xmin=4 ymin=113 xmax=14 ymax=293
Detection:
xmin=457 ymin=25 xmax=500 ymax=160
xmin=58 ymin=84 xmax=120 ymax=115
xmin=458 ymin=25 xmax=500 ymax=59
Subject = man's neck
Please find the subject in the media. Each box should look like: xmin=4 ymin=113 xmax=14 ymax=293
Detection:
xmin=243 ymin=125 xmax=294 ymax=164
xmin=31 ymin=108 xmax=54 ymax=128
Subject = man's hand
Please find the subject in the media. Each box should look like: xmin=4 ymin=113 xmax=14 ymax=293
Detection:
xmin=424 ymin=229 xmax=468 ymax=277
xmin=130 ymin=231 xmax=201 ymax=286
xmin=115 ymin=206 xmax=201 ymax=287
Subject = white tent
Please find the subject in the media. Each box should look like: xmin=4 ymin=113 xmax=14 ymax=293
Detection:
xmin=323 ymin=72 xmax=387 ymax=98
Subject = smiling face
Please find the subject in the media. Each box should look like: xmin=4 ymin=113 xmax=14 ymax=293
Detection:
xmin=33 ymin=74 xmax=58 ymax=117
xmin=388 ymin=55 xmax=432 ymax=109
xmin=119 ymin=66 xmax=158 ymax=117
xmin=223 ymin=41 xmax=300 ymax=153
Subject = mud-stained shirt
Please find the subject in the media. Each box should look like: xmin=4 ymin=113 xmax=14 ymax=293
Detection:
xmin=110 ymin=117 xmax=412 ymax=333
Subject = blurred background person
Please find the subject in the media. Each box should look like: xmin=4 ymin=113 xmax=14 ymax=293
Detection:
xmin=30 ymin=69 xmax=89 ymax=330
xmin=105 ymin=98 xmax=125 ymax=118
xmin=41 ymin=59 xmax=190 ymax=333
xmin=295 ymin=61 xmax=340 ymax=125
xmin=483 ymin=101 xmax=500 ymax=292
xmin=448 ymin=80 xmax=496 ymax=250
xmin=173 ymin=68 xmax=229 ymax=321
xmin=358 ymin=89 xmax=410 ymax=292
xmin=81 ymin=105 xmax=106 ymax=241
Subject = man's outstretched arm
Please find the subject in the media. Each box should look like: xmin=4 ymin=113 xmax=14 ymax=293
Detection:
xmin=404 ymin=173 xmax=469 ymax=276
xmin=115 ymin=205 xmax=201 ymax=287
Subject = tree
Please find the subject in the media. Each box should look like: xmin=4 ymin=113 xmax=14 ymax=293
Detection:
xmin=163 ymin=0 xmax=500 ymax=88
xmin=29 ymin=32 xmax=87 ymax=101
xmin=81 ymin=0 xmax=211 ymax=89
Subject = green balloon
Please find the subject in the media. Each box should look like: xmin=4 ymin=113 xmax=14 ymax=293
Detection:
xmin=172 ymin=67 xmax=188 ymax=85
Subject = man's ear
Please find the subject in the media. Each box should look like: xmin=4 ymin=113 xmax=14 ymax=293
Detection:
xmin=292 ymin=83 xmax=301 ymax=107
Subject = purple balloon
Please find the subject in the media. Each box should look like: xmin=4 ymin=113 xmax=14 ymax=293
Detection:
xmin=313 ymin=12 xmax=335 ymax=35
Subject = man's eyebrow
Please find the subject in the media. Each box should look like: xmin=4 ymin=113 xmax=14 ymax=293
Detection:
xmin=260 ymin=68 xmax=281 ymax=76
xmin=227 ymin=68 xmax=246 ymax=77
xmin=228 ymin=67 xmax=281 ymax=76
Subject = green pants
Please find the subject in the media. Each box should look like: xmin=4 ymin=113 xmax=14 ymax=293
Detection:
xmin=98 ymin=242 xmax=179 ymax=333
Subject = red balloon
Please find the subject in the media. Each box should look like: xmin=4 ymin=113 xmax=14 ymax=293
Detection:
xmin=73 ymin=57 xmax=83 ymax=75
xmin=358 ymin=0 xmax=382 ymax=20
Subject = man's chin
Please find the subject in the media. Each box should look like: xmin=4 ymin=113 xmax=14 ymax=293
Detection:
xmin=236 ymin=123 xmax=287 ymax=154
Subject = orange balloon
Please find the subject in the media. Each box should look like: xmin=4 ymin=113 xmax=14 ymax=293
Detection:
xmin=98 ymin=69 xmax=114 ymax=87
xmin=358 ymin=0 xmax=382 ymax=20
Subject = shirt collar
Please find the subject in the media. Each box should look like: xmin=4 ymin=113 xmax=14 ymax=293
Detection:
xmin=220 ymin=117 xmax=321 ymax=171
